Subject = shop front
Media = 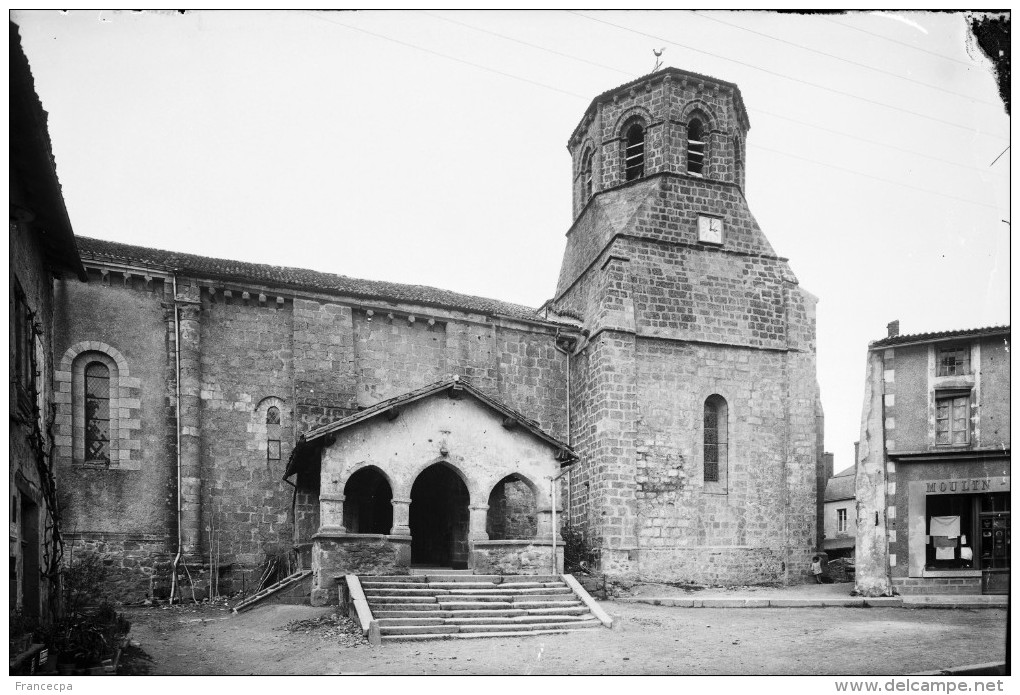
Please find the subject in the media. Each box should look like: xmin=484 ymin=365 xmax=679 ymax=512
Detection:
xmin=891 ymin=453 xmax=1010 ymax=595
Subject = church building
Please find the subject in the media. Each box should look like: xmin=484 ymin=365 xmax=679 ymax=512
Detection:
xmin=50 ymin=68 xmax=823 ymax=604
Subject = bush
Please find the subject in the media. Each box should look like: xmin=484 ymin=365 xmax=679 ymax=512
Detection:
xmin=562 ymin=526 xmax=602 ymax=573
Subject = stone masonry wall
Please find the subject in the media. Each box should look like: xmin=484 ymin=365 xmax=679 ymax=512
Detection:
xmin=199 ymin=289 xmax=295 ymax=568
xmin=10 ymin=221 xmax=59 ymax=619
xmin=292 ymin=299 xmax=357 ymax=432
xmin=52 ymin=271 xmax=178 ymax=554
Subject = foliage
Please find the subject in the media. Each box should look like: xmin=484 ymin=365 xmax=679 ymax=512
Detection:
xmin=562 ymin=525 xmax=602 ymax=573
xmin=36 ymin=602 xmax=131 ymax=667
xmin=62 ymin=552 xmax=108 ymax=618
xmin=35 ymin=555 xmax=130 ymax=666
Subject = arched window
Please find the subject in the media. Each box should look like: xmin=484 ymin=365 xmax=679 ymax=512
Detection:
xmin=84 ymin=362 xmax=111 ymax=464
xmin=581 ymin=148 xmax=594 ymax=201
xmin=58 ymin=342 xmax=139 ymax=469
xmin=687 ymin=119 xmax=706 ymax=175
xmin=266 ymin=406 xmax=281 ymax=462
xmin=703 ymin=395 xmax=728 ymax=484
xmin=624 ymin=123 xmax=645 ymax=181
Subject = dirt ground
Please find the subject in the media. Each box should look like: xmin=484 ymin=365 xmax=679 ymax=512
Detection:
xmin=123 ymin=600 xmax=1007 ymax=676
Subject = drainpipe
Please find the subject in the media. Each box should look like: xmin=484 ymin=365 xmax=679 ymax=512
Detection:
xmin=551 ymin=329 xmax=576 ymax=575
xmin=170 ymin=274 xmax=184 ymax=603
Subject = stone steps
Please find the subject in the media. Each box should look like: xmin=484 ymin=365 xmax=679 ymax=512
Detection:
xmin=372 ymin=606 xmax=591 ymax=619
xmin=380 ymin=627 xmax=597 ymax=643
xmin=358 ymin=571 xmax=606 ymax=642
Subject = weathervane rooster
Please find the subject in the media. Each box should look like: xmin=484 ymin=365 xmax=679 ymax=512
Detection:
xmin=652 ymin=47 xmax=665 ymax=72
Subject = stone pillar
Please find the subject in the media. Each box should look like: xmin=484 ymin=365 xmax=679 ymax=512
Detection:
xmin=468 ymin=504 xmax=489 ymax=541
xmin=177 ymin=301 xmax=203 ymax=555
xmin=855 ymin=350 xmax=893 ymax=597
xmin=537 ymin=508 xmax=554 ymax=541
xmin=318 ymin=492 xmax=346 ymax=534
xmin=390 ymin=498 xmax=411 ymax=536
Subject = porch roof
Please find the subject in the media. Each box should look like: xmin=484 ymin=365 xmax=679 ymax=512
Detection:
xmin=284 ymin=376 xmax=576 ymax=478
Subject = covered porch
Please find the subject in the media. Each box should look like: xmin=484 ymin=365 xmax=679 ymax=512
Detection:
xmin=285 ymin=377 xmax=575 ymax=606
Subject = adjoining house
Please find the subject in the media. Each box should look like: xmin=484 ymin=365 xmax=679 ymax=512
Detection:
xmin=855 ymin=322 xmax=1010 ymax=596
xmin=822 ymin=463 xmax=857 ymax=561
xmin=40 ymin=66 xmax=824 ymax=604
xmin=9 ymin=21 xmax=87 ymax=623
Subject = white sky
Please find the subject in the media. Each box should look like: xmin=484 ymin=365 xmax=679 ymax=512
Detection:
xmin=14 ymin=10 xmax=1010 ymax=470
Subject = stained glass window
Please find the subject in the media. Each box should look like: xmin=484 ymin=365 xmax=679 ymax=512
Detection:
xmin=84 ymin=362 xmax=111 ymax=463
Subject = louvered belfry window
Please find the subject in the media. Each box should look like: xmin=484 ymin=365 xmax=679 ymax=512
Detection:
xmin=625 ymin=123 xmax=645 ymax=181
xmin=687 ymin=119 xmax=705 ymax=175
xmin=582 ymin=149 xmax=594 ymax=200
xmin=84 ymin=362 xmax=111 ymax=464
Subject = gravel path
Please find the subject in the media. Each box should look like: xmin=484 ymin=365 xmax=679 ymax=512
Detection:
xmin=124 ymin=600 xmax=1006 ymax=675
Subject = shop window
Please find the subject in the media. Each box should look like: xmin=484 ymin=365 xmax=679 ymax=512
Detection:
xmin=927 ymin=492 xmax=1009 ymax=572
xmin=935 ymin=393 xmax=969 ymax=445
xmin=624 ymin=123 xmax=645 ymax=181
xmin=687 ymin=119 xmax=706 ymax=175
xmin=266 ymin=406 xmax=281 ymax=461
xmin=937 ymin=345 xmax=970 ymax=376
xmin=837 ymin=508 xmax=848 ymax=534
xmin=703 ymin=395 xmax=728 ymax=484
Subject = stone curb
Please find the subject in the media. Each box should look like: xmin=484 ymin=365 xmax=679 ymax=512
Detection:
xmin=910 ymin=661 xmax=1007 ymax=676
xmin=618 ymin=596 xmax=1008 ymax=609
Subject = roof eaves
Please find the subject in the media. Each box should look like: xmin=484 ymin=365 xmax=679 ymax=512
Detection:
xmin=870 ymin=325 xmax=1010 ymax=349
xmin=300 ymin=377 xmax=576 ymax=462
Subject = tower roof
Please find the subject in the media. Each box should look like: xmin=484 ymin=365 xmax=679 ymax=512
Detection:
xmin=569 ymin=66 xmax=750 ymax=145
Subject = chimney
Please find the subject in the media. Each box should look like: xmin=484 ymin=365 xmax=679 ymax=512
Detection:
xmin=854 ymin=441 xmax=860 ymax=467
xmin=887 ymin=320 xmax=900 ymax=338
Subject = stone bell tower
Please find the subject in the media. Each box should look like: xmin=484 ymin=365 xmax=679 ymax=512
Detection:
xmin=549 ymin=68 xmax=823 ymax=586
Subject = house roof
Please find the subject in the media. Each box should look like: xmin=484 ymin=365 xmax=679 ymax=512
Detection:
xmin=824 ymin=469 xmax=856 ymax=502
xmin=870 ymin=325 xmax=1010 ymax=349
xmin=9 ymin=22 xmax=86 ymax=281
xmin=76 ymin=236 xmax=562 ymax=324
xmin=284 ymin=376 xmax=577 ymax=478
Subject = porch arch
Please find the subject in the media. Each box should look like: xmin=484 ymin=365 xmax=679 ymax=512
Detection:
xmin=409 ymin=462 xmax=471 ymax=568
xmin=486 ymin=473 xmax=539 ymax=540
xmin=342 ymin=465 xmax=393 ymax=535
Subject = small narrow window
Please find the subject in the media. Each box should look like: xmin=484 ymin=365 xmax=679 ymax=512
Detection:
xmin=935 ymin=394 xmax=969 ymax=445
xmin=703 ymin=395 xmax=728 ymax=484
xmin=84 ymin=362 xmax=111 ymax=464
xmin=624 ymin=123 xmax=645 ymax=181
xmin=687 ymin=119 xmax=705 ymax=175
xmin=267 ymin=406 xmax=282 ymax=461
xmin=937 ymin=345 xmax=970 ymax=376
xmin=837 ymin=508 xmax=848 ymax=534
xmin=581 ymin=149 xmax=594 ymax=201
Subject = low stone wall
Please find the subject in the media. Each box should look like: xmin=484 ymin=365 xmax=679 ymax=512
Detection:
xmin=470 ymin=539 xmax=563 ymax=575
xmin=65 ymin=533 xmax=174 ymax=603
xmin=893 ymin=576 xmax=982 ymax=595
xmin=605 ymin=546 xmax=791 ymax=585
xmin=311 ymin=533 xmax=411 ymax=606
